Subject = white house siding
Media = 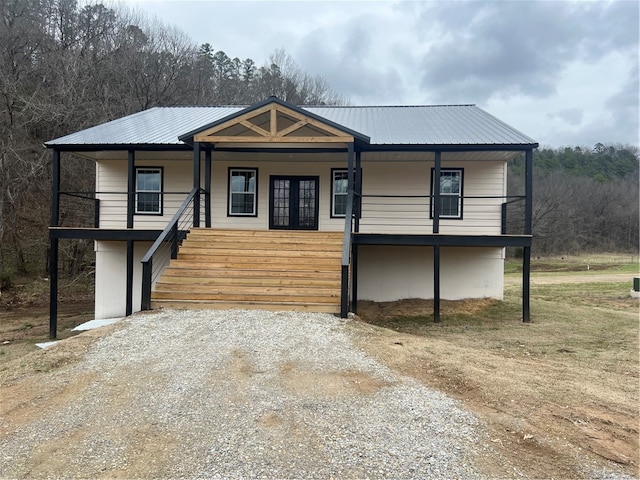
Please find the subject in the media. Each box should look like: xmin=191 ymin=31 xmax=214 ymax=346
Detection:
xmin=96 ymin=157 xmax=348 ymax=231
xmin=96 ymin=156 xmax=506 ymax=235
xmin=357 ymin=246 xmax=504 ymax=302
xmin=359 ymin=160 xmax=506 ymax=235
xmin=96 ymin=159 xmax=193 ymax=229
xmin=94 ymin=240 xmax=153 ymax=318
xmin=210 ymin=160 xmax=347 ymax=231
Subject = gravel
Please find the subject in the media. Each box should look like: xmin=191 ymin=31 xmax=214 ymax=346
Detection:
xmin=2 ymin=309 xmax=487 ymax=479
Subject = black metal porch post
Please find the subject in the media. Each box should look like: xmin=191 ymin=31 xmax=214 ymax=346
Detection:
xmin=433 ymin=151 xmax=442 ymax=322
xmin=354 ymin=150 xmax=362 ymax=233
xmin=127 ymin=150 xmax=135 ymax=229
xmin=351 ymin=149 xmax=361 ymax=314
xmin=523 ymin=148 xmax=533 ymax=322
xmin=351 ymin=244 xmax=358 ymax=314
xmin=125 ymin=240 xmax=134 ymax=316
xmin=49 ymin=149 xmax=60 ymax=339
xmin=340 ymin=143 xmax=354 ymax=318
xmin=433 ymin=151 xmax=441 ymax=234
xmin=433 ymin=245 xmax=441 ymax=322
xmin=193 ymin=142 xmax=201 ymax=227
xmin=204 ymin=146 xmax=212 ymax=228
xmin=125 ymin=150 xmax=135 ymax=316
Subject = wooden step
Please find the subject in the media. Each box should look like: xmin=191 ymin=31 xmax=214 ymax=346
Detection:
xmin=160 ymin=268 xmax=341 ymax=279
xmin=179 ymin=241 xmax=343 ymax=252
xmin=151 ymin=291 xmax=339 ymax=304
xmin=151 ymin=228 xmax=344 ymax=314
xmin=169 ymin=259 xmax=341 ymax=272
xmin=177 ymin=247 xmax=341 ymax=258
xmin=155 ymin=275 xmax=340 ymax=287
xmin=150 ymin=299 xmax=340 ymax=314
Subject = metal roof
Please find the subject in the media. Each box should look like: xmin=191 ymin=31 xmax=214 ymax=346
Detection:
xmin=45 ymin=103 xmax=537 ymax=148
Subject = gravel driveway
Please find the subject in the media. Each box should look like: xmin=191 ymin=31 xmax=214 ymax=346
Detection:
xmin=1 ymin=309 xmax=487 ymax=479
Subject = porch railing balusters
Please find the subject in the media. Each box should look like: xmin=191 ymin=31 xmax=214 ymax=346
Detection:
xmin=140 ymin=187 xmax=203 ymax=310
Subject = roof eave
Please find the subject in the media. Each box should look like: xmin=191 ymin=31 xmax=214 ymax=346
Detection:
xmin=363 ymin=142 xmax=539 ymax=152
xmin=43 ymin=143 xmax=190 ymax=152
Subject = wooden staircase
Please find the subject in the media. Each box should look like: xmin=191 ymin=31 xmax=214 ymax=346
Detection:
xmin=150 ymin=228 xmax=344 ymax=313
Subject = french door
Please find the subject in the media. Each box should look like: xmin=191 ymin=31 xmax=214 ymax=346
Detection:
xmin=269 ymin=176 xmax=319 ymax=230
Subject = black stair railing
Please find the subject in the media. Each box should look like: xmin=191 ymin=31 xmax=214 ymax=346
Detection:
xmin=141 ymin=187 xmax=203 ymax=310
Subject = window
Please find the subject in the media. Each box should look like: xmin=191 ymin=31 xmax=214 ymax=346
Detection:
xmin=431 ymin=168 xmax=463 ymax=219
xmin=228 ymin=168 xmax=257 ymax=216
xmin=135 ymin=168 xmax=162 ymax=214
xmin=331 ymin=169 xmax=348 ymax=217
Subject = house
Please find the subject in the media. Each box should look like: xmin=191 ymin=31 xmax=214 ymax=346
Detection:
xmin=45 ymin=97 xmax=536 ymax=338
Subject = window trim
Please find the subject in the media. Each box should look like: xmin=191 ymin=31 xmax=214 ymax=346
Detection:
xmin=227 ymin=167 xmax=258 ymax=217
xmin=330 ymin=168 xmax=349 ymax=218
xmin=135 ymin=167 xmax=163 ymax=216
xmin=430 ymin=167 xmax=464 ymax=220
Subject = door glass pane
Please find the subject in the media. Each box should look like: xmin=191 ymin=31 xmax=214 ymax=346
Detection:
xmin=272 ymin=179 xmax=290 ymax=227
xmin=298 ymin=180 xmax=316 ymax=228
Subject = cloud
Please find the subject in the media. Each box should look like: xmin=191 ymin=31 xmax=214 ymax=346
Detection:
xmin=123 ymin=0 xmax=639 ymax=146
xmin=294 ymin=9 xmax=408 ymax=103
xmin=416 ymin=1 xmax=639 ymax=104
xmin=548 ymin=108 xmax=584 ymax=126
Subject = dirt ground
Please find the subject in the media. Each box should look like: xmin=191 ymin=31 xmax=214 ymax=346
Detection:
xmin=1 ymin=275 xmax=638 ymax=479
xmin=352 ymin=305 xmax=638 ymax=479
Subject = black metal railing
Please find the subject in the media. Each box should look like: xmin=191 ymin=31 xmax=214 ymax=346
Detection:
xmin=356 ymin=194 xmax=527 ymax=235
xmin=140 ymin=188 xmax=203 ymax=310
xmin=58 ymin=192 xmax=100 ymax=228
xmin=57 ymin=191 xmax=195 ymax=229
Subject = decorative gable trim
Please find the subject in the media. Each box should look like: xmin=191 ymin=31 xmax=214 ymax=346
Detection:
xmin=192 ymin=102 xmax=354 ymax=144
xmin=178 ymin=97 xmax=369 ymax=145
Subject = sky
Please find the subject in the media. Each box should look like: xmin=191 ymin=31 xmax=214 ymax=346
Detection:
xmin=124 ymin=0 xmax=640 ymax=148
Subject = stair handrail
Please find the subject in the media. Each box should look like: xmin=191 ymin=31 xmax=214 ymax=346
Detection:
xmin=141 ymin=187 xmax=201 ymax=310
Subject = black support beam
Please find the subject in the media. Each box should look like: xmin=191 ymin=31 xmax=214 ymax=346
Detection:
xmin=127 ymin=150 xmax=135 ymax=229
xmin=523 ymin=246 xmax=531 ymax=323
xmin=193 ymin=142 xmax=201 ymax=227
xmin=125 ymin=239 xmax=134 ymax=316
xmin=49 ymin=149 xmax=61 ymax=339
xmin=351 ymin=244 xmax=358 ymax=314
xmin=433 ymin=245 xmax=441 ymax=322
xmin=353 ymin=233 xmax=532 ymax=248
xmin=523 ymin=148 xmax=534 ymax=322
xmin=340 ymin=143 xmax=355 ymax=318
xmin=433 ymin=151 xmax=441 ymax=234
xmin=354 ymin=150 xmax=362 ymax=233
xmin=204 ymin=147 xmax=212 ymax=228
xmin=49 ymin=228 xmax=163 ymax=240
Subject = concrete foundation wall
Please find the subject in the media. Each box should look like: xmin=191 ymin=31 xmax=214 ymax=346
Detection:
xmin=357 ymin=246 xmax=504 ymax=302
xmin=94 ymin=241 xmax=152 ymax=319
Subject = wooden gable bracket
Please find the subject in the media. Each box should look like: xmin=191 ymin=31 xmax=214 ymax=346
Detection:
xmin=193 ymin=103 xmax=355 ymax=144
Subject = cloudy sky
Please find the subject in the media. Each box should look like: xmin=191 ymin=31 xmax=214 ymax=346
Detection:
xmin=125 ymin=0 xmax=639 ymax=148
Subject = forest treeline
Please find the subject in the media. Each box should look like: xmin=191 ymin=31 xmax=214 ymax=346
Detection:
xmin=0 ymin=0 xmax=638 ymax=282
xmin=509 ymin=145 xmax=639 ymax=255
xmin=0 ymin=0 xmax=345 ymax=280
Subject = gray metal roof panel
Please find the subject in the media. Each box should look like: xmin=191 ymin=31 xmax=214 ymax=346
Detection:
xmin=45 ymin=107 xmax=244 ymax=146
xmin=45 ymin=104 xmax=537 ymax=147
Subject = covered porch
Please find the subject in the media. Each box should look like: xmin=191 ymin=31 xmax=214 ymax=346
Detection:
xmin=46 ymin=97 xmax=535 ymax=338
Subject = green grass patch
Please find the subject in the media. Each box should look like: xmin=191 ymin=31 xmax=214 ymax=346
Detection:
xmin=361 ymin=281 xmax=638 ymax=375
xmin=506 ymin=261 xmax=638 ymax=275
